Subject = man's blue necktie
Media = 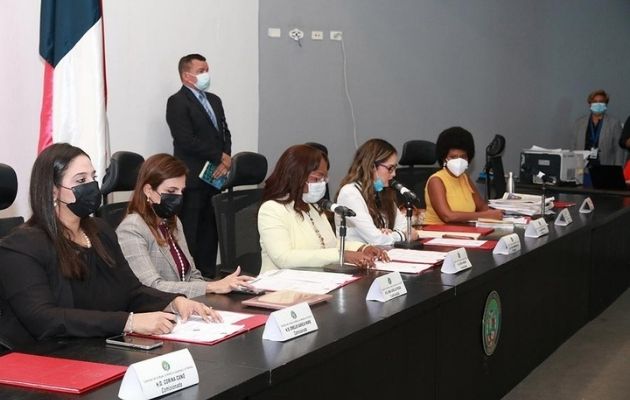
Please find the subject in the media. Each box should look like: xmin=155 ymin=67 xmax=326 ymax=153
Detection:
xmin=197 ymin=92 xmax=218 ymax=130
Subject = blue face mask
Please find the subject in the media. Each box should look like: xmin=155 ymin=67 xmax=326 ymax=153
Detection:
xmin=590 ymin=102 xmax=607 ymax=114
xmin=373 ymin=178 xmax=385 ymax=192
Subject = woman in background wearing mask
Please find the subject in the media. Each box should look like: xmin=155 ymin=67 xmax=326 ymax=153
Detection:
xmin=336 ymin=139 xmax=419 ymax=245
xmin=258 ymin=145 xmax=385 ymax=273
xmin=573 ymin=89 xmax=624 ymax=166
xmin=423 ymin=127 xmax=503 ymax=225
xmin=0 ymin=144 xmax=218 ymax=347
xmin=117 ymin=154 xmax=252 ymax=297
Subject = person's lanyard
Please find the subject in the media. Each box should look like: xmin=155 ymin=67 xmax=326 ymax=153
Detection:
xmin=588 ymin=116 xmax=603 ymax=147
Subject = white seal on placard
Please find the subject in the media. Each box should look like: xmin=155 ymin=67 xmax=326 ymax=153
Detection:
xmin=492 ymin=233 xmax=521 ymax=255
xmin=554 ymin=208 xmax=573 ymax=226
xmin=524 ymin=218 xmax=549 ymax=238
xmin=262 ymin=302 xmax=318 ymax=342
xmin=579 ymin=197 xmax=594 ymax=214
xmin=441 ymin=247 xmax=472 ymax=274
xmin=366 ymin=271 xmax=407 ymax=302
xmin=118 ymin=349 xmax=198 ymax=400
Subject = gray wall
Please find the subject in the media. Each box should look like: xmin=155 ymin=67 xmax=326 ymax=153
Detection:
xmin=259 ymin=0 xmax=630 ymax=195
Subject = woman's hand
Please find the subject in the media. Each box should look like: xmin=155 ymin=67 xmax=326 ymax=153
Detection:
xmin=132 ymin=312 xmax=177 ymax=335
xmin=481 ymin=209 xmax=503 ymax=220
xmin=361 ymin=245 xmax=390 ymax=262
xmin=170 ymin=296 xmax=222 ymax=323
xmin=344 ymin=251 xmax=376 ymax=268
xmin=207 ymin=266 xmax=253 ymax=294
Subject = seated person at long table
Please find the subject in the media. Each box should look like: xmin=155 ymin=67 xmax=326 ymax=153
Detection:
xmin=0 ymin=144 xmax=218 ymax=347
xmin=117 ymin=153 xmax=252 ymax=298
xmin=336 ymin=138 xmax=419 ymax=245
xmin=424 ymin=127 xmax=503 ymax=225
xmin=257 ymin=144 xmax=387 ymax=273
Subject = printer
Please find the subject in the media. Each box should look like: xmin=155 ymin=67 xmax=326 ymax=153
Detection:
xmin=519 ymin=149 xmax=581 ymax=185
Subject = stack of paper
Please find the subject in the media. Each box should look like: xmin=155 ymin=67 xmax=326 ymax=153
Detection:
xmin=489 ymin=193 xmax=555 ymax=216
xmin=374 ymin=249 xmax=447 ymax=274
xmin=250 ymin=269 xmax=359 ymax=294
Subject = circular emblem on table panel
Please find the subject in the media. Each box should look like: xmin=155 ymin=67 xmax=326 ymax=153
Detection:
xmin=162 ymin=360 xmax=171 ymax=371
xmin=482 ymin=290 xmax=501 ymax=356
xmin=290 ymin=311 xmax=297 ymax=319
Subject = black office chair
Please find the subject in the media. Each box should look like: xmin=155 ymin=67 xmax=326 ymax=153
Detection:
xmin=395 ymin=140 xmax=439 ymax=208
xmin=0 ymin=163 xmax=24 ymax=238
xmin=212 ymin=152 xmax=267 ymax=277
xmin=484 ymin=135 xmax=506 ymax=199
xmin=95 ymin=151 xmax=144 ymax=228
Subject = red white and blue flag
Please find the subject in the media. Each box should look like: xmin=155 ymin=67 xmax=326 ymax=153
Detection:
xmin=39 ymin=0 xmax=110 ymax=180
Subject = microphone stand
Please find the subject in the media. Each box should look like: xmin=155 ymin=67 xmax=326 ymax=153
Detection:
xmin=338 ymin=213 xmax=347 ymax=267
xmin=394 ymin=198 xmax=423 ymax=250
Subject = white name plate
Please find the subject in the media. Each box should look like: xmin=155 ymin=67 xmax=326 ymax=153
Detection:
xmin=366 ymin=271 xmax=407 ymax=302
xmin=441 ymin=247 xmax=472 ymax=274
xmin=492 ymin=233 xmax=521 ymax=255
xmin=579 ymin=197 xmax=594 ymax=214
xmin=118 ymin=349 xmax=198 ymax=400
xmin=554 ymin=208 xmax=573 ymax=226
xmin=262 ymin=302 xmax=318 ymax=342
xmin=524 ymin=218 xmax=549 ymax=238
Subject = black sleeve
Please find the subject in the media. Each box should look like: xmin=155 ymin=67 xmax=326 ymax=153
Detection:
xmin=620 ymin=115 xmax=630 ymax=149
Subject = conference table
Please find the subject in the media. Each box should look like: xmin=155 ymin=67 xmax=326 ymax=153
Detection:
xmin=2 ymin=192 xmax=629 ymax=399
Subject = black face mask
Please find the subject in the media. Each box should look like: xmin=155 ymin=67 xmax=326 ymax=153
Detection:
xmin=61 ymin=181 xmax=102 ymax=218
xmin=152 ymin=193 xmax=183 ymax=219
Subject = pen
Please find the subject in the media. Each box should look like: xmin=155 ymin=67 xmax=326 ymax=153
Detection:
xmin=442 ymin=234 xmax=476 ymax=240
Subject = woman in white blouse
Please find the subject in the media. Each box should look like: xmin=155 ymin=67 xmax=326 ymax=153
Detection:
xmin=258 ymin=144 xmax=386 ymax=273
xmin=336 ymin=139 xmax=419 ymax=246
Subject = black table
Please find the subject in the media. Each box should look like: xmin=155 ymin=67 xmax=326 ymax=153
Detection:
xmin=2 ymin=193 xmax=629 ymax=399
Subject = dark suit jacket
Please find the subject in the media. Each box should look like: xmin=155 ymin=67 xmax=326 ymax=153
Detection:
xmin=0 ymin=218 xmax=179 ymax=347
xmin=166 ymin=86 xmax=232 ymax=189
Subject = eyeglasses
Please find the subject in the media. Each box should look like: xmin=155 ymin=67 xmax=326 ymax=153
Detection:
xmin=376 ymin=163 xmax=398 ymax=173
xmin=307 ymin=174 xmax=328 ymax=183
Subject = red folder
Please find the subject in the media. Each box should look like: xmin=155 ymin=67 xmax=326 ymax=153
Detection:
xmin=0 ymin=352 xmax=126 ymax=394
xmin=421 ymin=224 xmax=494 ymax=235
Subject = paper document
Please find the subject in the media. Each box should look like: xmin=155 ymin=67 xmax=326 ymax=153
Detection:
xmin=425 ymin=238 xmax=486 ymax=248
xmin=489 ymin=193 xmax=555 ymax=216
xmin=153 ymin=311 xmax=255 ymax=343
xmin=418 ymin=230 xmax=482 ymax=240
xmin=374 ymin=261 xmax=435 ymax=274
xmin=250 ymin=269 xmax=358 ymax=294
xmin=387 ymin=248 xmax=447 ymax=264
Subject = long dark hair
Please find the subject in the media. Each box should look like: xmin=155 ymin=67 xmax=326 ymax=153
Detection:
xmin=262 ymin=145 xmax=329 ymax=217
xmin=28 ymin=143 xmax=113 ymax=279
xmin=127 ymin=154 xmax=188 ymax=247
xmin=337 ymin=139 xmax=398 ymax=229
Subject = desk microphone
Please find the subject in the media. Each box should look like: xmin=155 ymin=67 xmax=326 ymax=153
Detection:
xmin=319 ymin=199 xmax=356 ymax=217
xmin=390 ymin=180 xmax=418 ymax=201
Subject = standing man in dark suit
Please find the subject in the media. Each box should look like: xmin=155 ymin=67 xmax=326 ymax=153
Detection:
xmin=166 ymin=54 xmax=231 ymax=278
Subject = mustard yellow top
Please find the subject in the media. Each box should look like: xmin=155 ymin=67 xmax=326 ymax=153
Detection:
xmin=423 ymin=168 xmax=476 ymax=225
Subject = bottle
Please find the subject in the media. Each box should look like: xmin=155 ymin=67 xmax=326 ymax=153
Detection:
xmin=507 ymin=171 xmax=514 ymax=195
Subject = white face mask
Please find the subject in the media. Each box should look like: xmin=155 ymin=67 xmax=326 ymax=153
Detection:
xmin=445 ymin=158 xmax=469 ymax=177
xmin=193 ymin=72 xmax=210 ymax=91
xmin=302 ymin=181 xmax=327 ymax=204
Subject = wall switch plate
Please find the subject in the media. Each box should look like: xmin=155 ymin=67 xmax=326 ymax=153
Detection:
xmin=311 ymin=31 xmax=324 ymax=40
xmin=267 ymin=28 xmax=281 ymax=38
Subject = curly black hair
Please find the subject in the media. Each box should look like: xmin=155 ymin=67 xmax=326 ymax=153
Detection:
xmin=435 ymin=126 xmax=475 ymax=163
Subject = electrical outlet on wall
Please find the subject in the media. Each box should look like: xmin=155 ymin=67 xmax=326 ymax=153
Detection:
xmin=330 ymin=31 xmax=343 ymax=41
xmin=311 ymin=31 xmax=324 ymax=41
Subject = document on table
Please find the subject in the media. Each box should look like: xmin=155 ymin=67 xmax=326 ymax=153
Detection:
xmin=425 ymin=238 xmax=487 ymax=248
xmin=250 ymin=269 xmax=358 ymax=294
xmin=374 ymin=261 xmax=435 ymax=274
xmin=151 ymin=311 xmax=265 ymax=344
xmin=417 ymin=230 xmax=482 ymax=240
xmin=386 ymin=248 xmax=447 ymax=264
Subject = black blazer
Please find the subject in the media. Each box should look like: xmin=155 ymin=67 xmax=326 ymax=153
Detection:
xmin=0 ymin=218 xmax=179 ymax=347
xmin=166 ymin=86 xmax=232 ymax=189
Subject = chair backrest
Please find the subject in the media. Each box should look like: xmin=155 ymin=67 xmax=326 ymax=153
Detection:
xmin=212 ymin=152 xmax=267 ymax=277
xmin=395 ymin=140 xmax=439 ymax=208
xmin=487 ymin=155 xmax=506 ymax=199
xmin=95 ymin=151 xmax=144 ymax=228
xmin=0 ymin=163 xmax=24 ymax=238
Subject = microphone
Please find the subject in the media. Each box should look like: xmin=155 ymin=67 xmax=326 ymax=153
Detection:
xmin=390 ymin=180 xmax=418 ymax=201
xmin=319 ymin=199 xmax=356 ymax=217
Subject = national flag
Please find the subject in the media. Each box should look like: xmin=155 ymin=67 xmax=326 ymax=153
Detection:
xmin=39 ymin=0 xmax=110 ymax=181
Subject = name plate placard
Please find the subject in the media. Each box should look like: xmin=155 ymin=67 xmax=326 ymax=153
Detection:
xmin=366 ymin=271 xmax=407 ymax=302
xmin=492 ymin=233 xmax=521 ymax=255
xmin=524 ymin=218 xmax=549 ymax=238
xmin=441 ymin=247 xmax=472 ymax=274
xmin=579 ymin=197 xmax=594 ymax=214
xmin=118 ymin=349 xmax=198 ymax=400
xmin=262 ymin=302 xmax=318 ymax=342
xmin=554 ymin=208 xmax=573 ymax=226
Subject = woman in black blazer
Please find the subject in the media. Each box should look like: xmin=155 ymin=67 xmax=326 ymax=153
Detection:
xmin=0 ymin=143 xmax=218 ymax=347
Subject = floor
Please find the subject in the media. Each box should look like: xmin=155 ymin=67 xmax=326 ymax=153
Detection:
xmin=502 ymin=288 xmax=630 ymax=400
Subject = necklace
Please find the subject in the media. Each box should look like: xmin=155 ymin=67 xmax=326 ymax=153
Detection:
xmin=306 ymin=209 xmax=326 ymax=249
xmin=80 ymin=230 xmax=92 ymax=248
xmin=162 ymin=224 xmax=186 ymax=281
